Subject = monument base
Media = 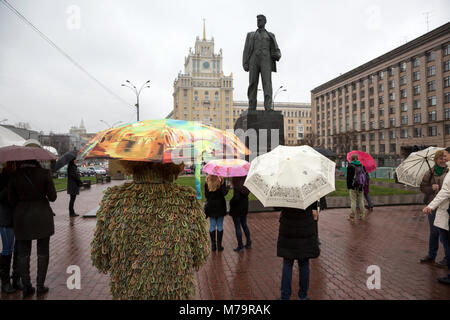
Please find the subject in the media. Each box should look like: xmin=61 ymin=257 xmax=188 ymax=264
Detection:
xmin=234 ymin=110 xmax=284 ymax=160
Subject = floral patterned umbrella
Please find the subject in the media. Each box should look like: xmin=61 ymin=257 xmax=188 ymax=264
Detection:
xmin=78 ymin=119 xmax=248 ymax=164
xmin=77 ymin=119 xmax=249 ymax=199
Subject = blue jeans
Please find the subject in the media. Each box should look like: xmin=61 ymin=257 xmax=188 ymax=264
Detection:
xmin=232 ymin=215 xmax=251 ymax=248
xmin=364 ymin=193 xmax=373 ymax=208
xmin=0 ymin=227 xmax=15 ymax=256
xmin=209 ymin=216 xmax=224 ymax=232
xmin=281 ymin=258 xmax=310 ymax=300
xmin=427 ymin=210 xmax=448 ymax=261
xmin=356 ymin=193 xmax=373 ymax=209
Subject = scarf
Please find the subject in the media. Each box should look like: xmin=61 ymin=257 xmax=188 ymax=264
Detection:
xmin=434 ymin=164 xmax=446 ymax=176
xmin=351 ymin=160 xmax=361 ymax=166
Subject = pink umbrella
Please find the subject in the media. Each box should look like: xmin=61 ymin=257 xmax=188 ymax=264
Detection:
xmin=0 ymin=145 xmax=57 ymax=163
xmin=203 ymin=159 xmax=250 ymax=177
xmin=346 ymin=150 xmax=376 ymax=173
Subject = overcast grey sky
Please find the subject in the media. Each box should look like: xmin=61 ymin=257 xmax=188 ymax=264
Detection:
xmin=0 ymin=0 xmax=449 ymax=134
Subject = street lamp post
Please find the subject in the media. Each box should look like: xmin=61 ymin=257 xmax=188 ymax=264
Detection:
xmin=273 ymin=86 xmax=287 ymax=110
xmin=121 ymin=80 xmax=151 ymax=122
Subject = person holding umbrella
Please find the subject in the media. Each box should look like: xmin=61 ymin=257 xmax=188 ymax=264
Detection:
xmin=8 ymin=159 xmax=57 ymax=298
xmin=91 ymin=161 xmax=209 ymax=299
xmin=277 ymin=202 xmax=320 ymax=300
xmin=53 ymin=150 xmax=81 ymax=217
xmin=243 ymin=145 xmax=335 ymax=300
xmin=229 ymin=176 xmax=252 ymax=252
xmin=67 ymin=159 xmax=82 ymax=217
xmin=422 ymin=147 xmax=450 ymax=284
xmin=0 ymin=161 xmax=21 ymax=293
xmin=203 ymin=158 xmax=251 ymax=252
xmin=204 ymin=174 xmax=229 ymax=251
xmin=419 ymin=150 xmax=449 ymax=267
xmin=346 ymin=154 xmax=367 ymax=222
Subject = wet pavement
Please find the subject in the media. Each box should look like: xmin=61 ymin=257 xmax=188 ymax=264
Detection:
xmin=1 ymin=180 xmax=449 ymax=300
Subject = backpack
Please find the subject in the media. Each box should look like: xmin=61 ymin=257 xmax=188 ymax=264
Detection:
xmin=352 ymin=165 xmax=367 ymax=190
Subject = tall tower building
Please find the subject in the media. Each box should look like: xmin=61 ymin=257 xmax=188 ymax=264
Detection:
xmin=171 ymin=21 xmax=234 ymax=130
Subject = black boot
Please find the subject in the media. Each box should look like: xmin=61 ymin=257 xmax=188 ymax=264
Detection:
xmin=36 ymin=254 xmax=50 ymax=296
xmin=244 ymin=230 xmax=252 ymax=249
xmin=209 ymin=231 xmax=217 ymax=251
xmin=18 ymin=255 xmax=35 ymax=298
xmin=217 ymin=230 xmax=224 ymax=251
xmin=233 ymin=234 xmax=244 ymax=252
xmin=11 ymin=253 xmax=23 ymax=290
xmin=0 ymin=254 xmax=16 ymax=294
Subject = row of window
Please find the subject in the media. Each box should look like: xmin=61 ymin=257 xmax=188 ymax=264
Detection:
xmin=320 ymin=126 xmax=448 ymax=150
xmin=317 ymin=74 xmax=450 ymax=112
xmin=315 ymin=43 xmax=450 ymax=103
xmin=317 ymin=92 xmax=450 ymax=122
xmin=321 ymin=126 xmax=450 ymax=152
xmin=318 ymin=107 xmax=450 ymax=135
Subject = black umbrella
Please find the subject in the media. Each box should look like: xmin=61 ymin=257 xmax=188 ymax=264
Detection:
xmin=313 ymin=147 xmax=337 ymax=159
xmin=54 ymin=150 xmax=78 ymax=171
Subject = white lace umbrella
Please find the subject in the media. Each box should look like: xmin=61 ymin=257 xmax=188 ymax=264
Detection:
xmin=244 ymin=145 xmax=336 ymax=210
xmin=43 ymin=146 xmax=58 ymax=156
xmin=395 ymin=146 xmax=445 ymax=187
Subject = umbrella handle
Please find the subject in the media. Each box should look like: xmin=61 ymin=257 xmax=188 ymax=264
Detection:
xmin=425 ymin=159 xmax=432 ymax=171
xmin=425 ymin=159 xmax=434 ymax=178
xmin=195 ymin=163 xmax=202 ymax=200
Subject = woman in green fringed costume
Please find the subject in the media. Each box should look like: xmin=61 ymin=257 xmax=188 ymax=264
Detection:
xmin=90 ymin=161 xmax=210 ymax=300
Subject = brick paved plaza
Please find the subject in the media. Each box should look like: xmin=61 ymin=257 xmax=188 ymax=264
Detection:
xmin=1 ymin=181 xmax=449 ymax=300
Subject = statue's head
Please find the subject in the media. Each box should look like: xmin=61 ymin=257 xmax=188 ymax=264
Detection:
xmin=257 ymin=15 xmax=266 ymax=28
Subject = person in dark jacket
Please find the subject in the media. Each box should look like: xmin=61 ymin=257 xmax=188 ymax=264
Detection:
xmin=67 ymin=159 xmax=82 ymax=217
xmin=277 ymin=202 xmax=320 ymax=300
xmin=204 ymin=175 xmax=229 ymax=251
xmin=229 ymin=176 xmax=251 ymax=252
xmin=8 ymin=160 xmax=57 ymax=298
xmin=0 ymin=161 xmax=21 ymax=293
xmin=346 ymin=154 xmax=366 ymax=222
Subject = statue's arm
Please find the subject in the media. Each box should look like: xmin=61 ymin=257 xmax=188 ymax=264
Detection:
xmin=243 ymin=33 xmax=250 ymax=72
xmin=270 ymin=33 xmax=281 ymax=61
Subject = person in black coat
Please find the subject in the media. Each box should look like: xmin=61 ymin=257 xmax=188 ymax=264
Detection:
xmin=8 ymin=160 xmax=57 ymax=298
xmin=204 ymin=175 xmax=229 ymax=251
xmin=67 ymin=159 xmax=82 ymax=217
xmin=0 ymin=162 xmax=21 ymax=293
xmin=229 ymin=176 xmax=251 ymax=252
xmin=277 ymin=202 xmax=320 ymax=300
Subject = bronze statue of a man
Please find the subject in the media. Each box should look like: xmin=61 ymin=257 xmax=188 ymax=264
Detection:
xmin=243 ymin=15 xmax=281 ymax=111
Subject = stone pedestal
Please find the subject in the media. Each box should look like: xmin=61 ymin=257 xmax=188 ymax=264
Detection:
xmin=234 ymin=110 xmax=284 ymax=161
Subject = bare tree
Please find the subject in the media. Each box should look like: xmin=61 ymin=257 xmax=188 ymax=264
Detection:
xmin=333 ymin=130 xmax=358 ymax=157
xmin=298 ymin=132 xmax=317 ymax=147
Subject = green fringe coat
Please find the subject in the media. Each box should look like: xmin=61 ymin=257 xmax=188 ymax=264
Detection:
xmin=91 ymin=176 xmax=210 ymax=300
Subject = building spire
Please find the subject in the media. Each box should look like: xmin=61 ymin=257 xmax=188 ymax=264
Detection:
xmin=203 ymin=19 xmax=206 ymax=40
